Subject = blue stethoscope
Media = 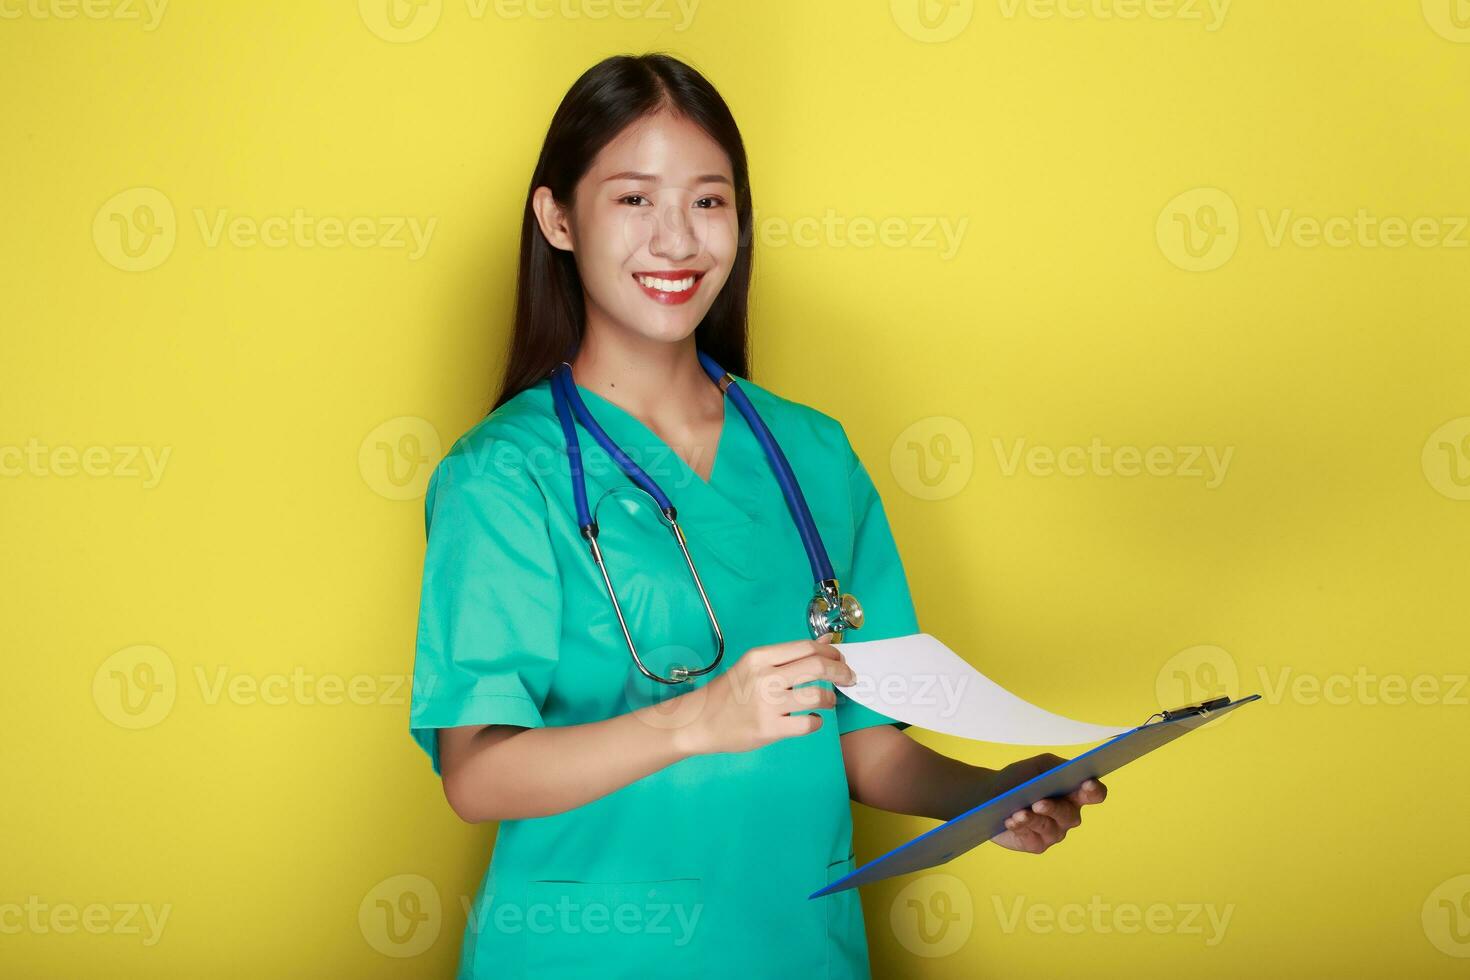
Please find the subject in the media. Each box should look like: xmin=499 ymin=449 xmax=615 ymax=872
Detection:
xmin=549 ymin=349 xmax=863 ymax=685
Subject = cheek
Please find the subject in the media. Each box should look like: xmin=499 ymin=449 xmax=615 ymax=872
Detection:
xmin=690 ymin=213 xmax=740 ymax=292
xmin=705 ymin=212 xmax=740 ymax=263
xmin=578 ymin=210 xmax=636 ymax=269
xmin=571 ymin=218 xmax=639 ymax=303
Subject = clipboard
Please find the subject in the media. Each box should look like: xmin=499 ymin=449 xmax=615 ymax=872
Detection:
xmin=811 ymin=693 xmax=1262 ymax=898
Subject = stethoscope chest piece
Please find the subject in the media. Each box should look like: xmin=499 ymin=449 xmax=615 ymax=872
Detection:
xmin=807 ymin=579 xmax=864 ymax=642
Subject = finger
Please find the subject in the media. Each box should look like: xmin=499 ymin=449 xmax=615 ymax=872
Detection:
xmin=1007 ymin=808 xmax=1065 ymax=847
xmin=783 ymin=684 xmax=838 ymax=713
xmin=1033 ymin=797 xmax=1081 ymax=830
xmin=1031 ymin=815 xmax=1066 ymax=848
xmin=777 ymin=654 xmax=856 ymax=690
xmin=776 ymin=711 xmax=824 ymax=738
xmin=1011 ymin=753 xmax=1068 ymax=783
xmin=1000 ymin=821 xmax=1048 ymax=854
xmin=1066 ymin=778 xmax=1108 ymax=807
xmin=767 ymin=638 xmax=843 ymax=667
xmin=997 ymin=815 xmax=1035 ymax=846
xmin=1004 ymin=809 xmax=1056 ymax=839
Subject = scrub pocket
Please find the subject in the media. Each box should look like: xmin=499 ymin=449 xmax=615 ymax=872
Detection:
xmin=518 ymin=877 xmax=705 ymax=978
xmin=824 ymin=851 xmax=869 ymax=980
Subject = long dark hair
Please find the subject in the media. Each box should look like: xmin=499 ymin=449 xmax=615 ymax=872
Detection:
xmin=490 ymin=53 xmax=755 ymax=414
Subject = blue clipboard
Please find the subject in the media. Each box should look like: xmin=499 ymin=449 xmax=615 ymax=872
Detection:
xmin=811 ymin=693 xmax=1262 ymax=898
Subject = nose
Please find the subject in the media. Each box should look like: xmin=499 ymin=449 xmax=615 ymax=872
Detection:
xmin=647 ymin=201 xmax=703 ymax=264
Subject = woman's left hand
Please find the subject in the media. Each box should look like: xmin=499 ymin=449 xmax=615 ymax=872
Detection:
xmin=988 ymin=753 xmax=1108 ymax=855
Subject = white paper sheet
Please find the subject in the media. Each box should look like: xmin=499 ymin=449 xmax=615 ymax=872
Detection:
xmin=835 ymin=632 xmax=1133 ymax=745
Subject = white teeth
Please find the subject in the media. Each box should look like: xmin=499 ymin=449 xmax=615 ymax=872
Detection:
xmin=636 ymin=274 xmax=697 ymax=292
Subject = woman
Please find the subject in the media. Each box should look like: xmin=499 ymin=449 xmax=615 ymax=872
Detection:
xmin=409 ymin=53 xmax=1107 ymax=979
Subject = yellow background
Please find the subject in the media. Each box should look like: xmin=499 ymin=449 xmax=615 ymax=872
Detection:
xmin=3 ymin=0 xmax=1468 ymax=976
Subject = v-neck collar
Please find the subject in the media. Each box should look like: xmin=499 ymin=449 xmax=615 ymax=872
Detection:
xmin=573 ymin=377 xmax=730 ymax=490
xmin=532 ymin=376 xmax=757 ymax=531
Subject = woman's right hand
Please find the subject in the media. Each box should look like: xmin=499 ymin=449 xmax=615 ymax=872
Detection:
xmin=674 ymin=636 xmax=857 ymax=756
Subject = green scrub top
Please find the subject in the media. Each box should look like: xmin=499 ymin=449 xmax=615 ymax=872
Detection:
xmin=409 ymin=371 xmax=919 ymax=980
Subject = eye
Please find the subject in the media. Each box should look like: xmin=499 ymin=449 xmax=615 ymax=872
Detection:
xmin=694 ymin=196 xmax=726 ymax=209
xmin=618 ymin=194 xmax=650 ymax=206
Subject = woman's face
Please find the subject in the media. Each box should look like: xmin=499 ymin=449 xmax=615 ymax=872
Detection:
xmin=535 ymin=110 xmax=739 ymax=346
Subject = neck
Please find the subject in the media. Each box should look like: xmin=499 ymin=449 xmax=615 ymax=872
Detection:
xmin=568 ymin=324 xmax=724 ymax=430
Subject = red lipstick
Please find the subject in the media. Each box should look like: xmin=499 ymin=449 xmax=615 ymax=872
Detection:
xmin=632 ymin=269 xmax=705 ymax=306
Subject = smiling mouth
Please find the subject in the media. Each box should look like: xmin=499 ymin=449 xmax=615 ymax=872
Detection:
xmin=631 ymin=270 xmax=706 ymax=305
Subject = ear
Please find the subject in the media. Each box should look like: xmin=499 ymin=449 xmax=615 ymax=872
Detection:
xmin=531 ymin=186 xmax=574 ymax=252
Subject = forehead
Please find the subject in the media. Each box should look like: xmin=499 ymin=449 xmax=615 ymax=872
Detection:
xmin=587 ymin=110 xmax=733 ymax=182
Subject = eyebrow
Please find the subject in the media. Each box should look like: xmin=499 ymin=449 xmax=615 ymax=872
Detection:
xmin=600 ymin=170 xmax=733 ymax=186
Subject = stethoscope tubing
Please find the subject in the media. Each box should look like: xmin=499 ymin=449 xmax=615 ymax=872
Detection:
xmin=694 ymin=350 xmax=836 ymax=584
xmin=549 ymin=354 xmax=836 ymax=585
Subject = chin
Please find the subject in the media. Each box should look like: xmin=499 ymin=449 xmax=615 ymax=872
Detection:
xmin=621 ymin=303 xmax=711 ymax=342
xmin=640 ymin=317 xmax=703 ymax=344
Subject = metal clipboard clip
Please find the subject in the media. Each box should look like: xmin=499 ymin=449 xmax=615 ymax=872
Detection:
xmin=1141 ymin=695 xmax=1233 ymax=726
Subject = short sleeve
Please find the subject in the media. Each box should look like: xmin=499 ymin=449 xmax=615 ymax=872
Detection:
xmin=408 ymin=444 xmax=563 ymax=776
xmin=833 ymin=428 xmax=919 ymax=736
